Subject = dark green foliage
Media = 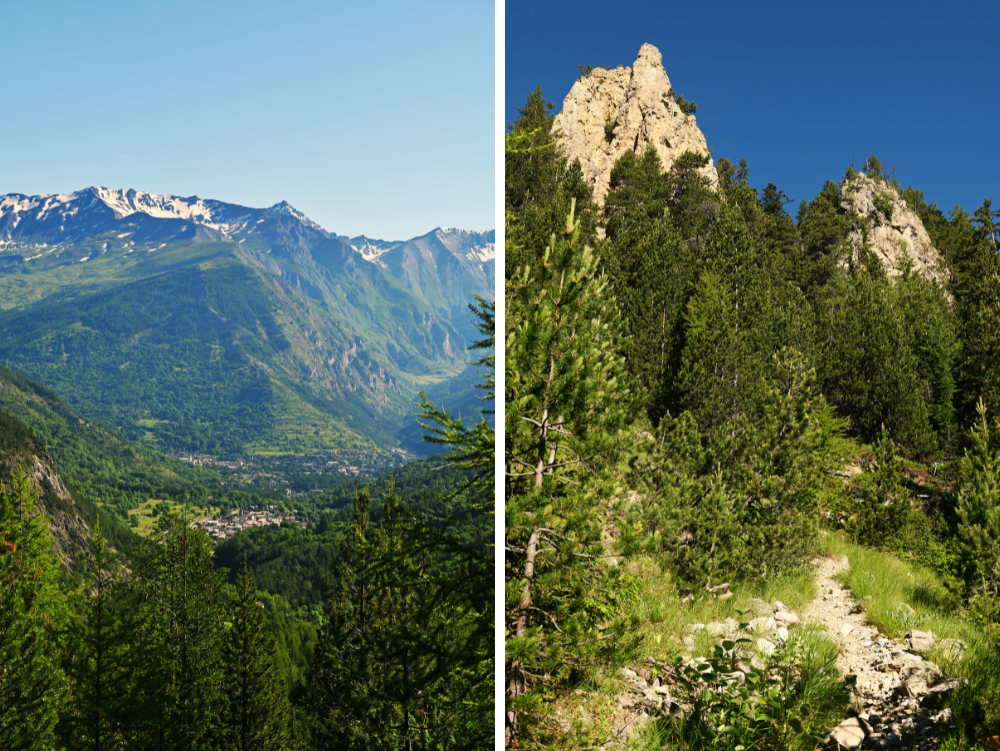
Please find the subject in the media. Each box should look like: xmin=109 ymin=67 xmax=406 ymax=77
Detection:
xmin=955 ymin=199 xmax=1000 ymax=424
xmin=505 ymin=202 xmax=642 ymax=746
xmin=663 ymin=151 xmax=718 ymax=244
xmin=213 ymin=458 xmax=490 ymax=611
xmin=666 ymin=86 xmax=698 ymax=115
xmin=814 ymin=253 xmax=943 ymax=454
xmin=873 ymin=191 xmax=895 ymax=221
xmin=643 ymin=351 xmax=840 ymax=584
xmin=956 ymin=399 xmax=1000 ymax=595
xmin=677 ymin=201 xmax=814 ymax=437
xmin=220 ymin=556 xmax=290 ymax=751
xmin=310 ymin=482 xmax=489 ymax=750
xmin=129 ymin=512 xmax=226 ymax=750
xmin=604 ymin=111 xmax=615 ymax=142
xmin=796 ymin=180 xmax=852 ymax=296
xmin=601 ymin=147 xmax=697 ymax=423
xmin=0 ymin=472 xmax=68 ymax=750
xmin=506 ymin=88 xmax=598 ymax=278
xmin=845 ymin=426 xmax=911 ymax=547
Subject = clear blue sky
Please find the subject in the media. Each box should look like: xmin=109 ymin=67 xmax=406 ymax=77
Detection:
xmin=1 ymin=0 xmax=494 ymax=240
xmin=506 ymin=0 xmax=1000 ymax=218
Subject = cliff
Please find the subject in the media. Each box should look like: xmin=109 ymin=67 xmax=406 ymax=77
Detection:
xmin=551 ymin=43 xmax=716 ymax=207
xmin=840 ymin=173 xmax=949 ymax=286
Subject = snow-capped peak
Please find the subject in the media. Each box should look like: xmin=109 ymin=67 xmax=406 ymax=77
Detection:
xmin=269 ymin=200 xmax=325 ymax=232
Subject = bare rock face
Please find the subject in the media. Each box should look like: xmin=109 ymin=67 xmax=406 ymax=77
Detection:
xmin=840 ymin=173 xmax=949 ymax=286
xmin=0 ymin=427 xmax=93 ymax=570
xmin=551 ymin=43 xmax=716 ymax=207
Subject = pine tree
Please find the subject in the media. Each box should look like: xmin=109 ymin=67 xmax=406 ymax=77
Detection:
xmin=601 ymin=146 xmax=696 ymax=424
xmin=0 ymin=470 xmax=68 ymax=750
xmin=60 ymin=516 xmax=128 ymax=751
xmin=956 ymin=398 xmax=1000 ymax=596
xmin=814 ymin=251 xmax=936 ymax=452
xmin=847 ymin=425 xmax=911 ymax=548
xmin=506 ymin=88 xmax=597 ymax=278
xmin=220 ymin=554 xmax=289 ymax=751
xmin=505 ymin=200 xmax=640 ymax=746
xmin=956 ymin=199 xmax=1000 ymax=424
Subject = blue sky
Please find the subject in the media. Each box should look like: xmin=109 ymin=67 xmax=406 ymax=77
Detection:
xmin=1 ymin=0 xmax=494 ymax=239
xmin=506 ymin=0 xmax=1000 ymax=218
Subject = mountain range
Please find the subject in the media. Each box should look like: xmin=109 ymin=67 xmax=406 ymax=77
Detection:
xmin=0 ymin=187 xmax=494 ymax=456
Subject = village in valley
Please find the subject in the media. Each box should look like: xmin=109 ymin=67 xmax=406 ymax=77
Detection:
xmin=190 ymin=505 xmax=305 ymax=541
xmin=172 ymin=446 xmax=415 ymax=494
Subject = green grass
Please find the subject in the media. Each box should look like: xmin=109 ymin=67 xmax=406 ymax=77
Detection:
xmin=626 ymin=554 xmax=818 ymax=663
xmin=818 ymin=532 xmax=979 ymax=658
xmin=624 ymin=553 xmax=849 ymax=750
xmin=126 ymin=498 xmax=219 ymax=538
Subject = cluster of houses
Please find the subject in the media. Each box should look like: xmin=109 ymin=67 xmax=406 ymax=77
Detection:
xmin=190 ymin=506 xmax=301 ymax=541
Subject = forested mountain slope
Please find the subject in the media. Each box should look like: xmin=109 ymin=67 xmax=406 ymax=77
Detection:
xmin=0 ymin=362 xmax=218 ymax=508
xmin=0 ymin=188 xmax=494 ymax=455
xmin=0 ymin=410 xmax=100 ymax=568
xmin=506 ymin=44 xmax=1000 ymax=750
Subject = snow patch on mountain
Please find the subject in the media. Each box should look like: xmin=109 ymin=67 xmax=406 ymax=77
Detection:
xmin=349 ymin=235 xmax=403 ymax=262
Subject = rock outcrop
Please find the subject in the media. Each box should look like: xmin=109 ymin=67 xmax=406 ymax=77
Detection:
xmin=551 ymin=43 xmax=716 ymax=207
xmin=0 ymin=414 xmax=93 ymax=569
xmin=840 ymin=173 xmax=949 ymax=286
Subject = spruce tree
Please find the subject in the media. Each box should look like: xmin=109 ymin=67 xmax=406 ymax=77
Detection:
xmin=310 ymin=487 xmax=380 ymax=750
xmin=220 ymin=554 xmax=289 ymax=751
xmin=130 ymin=511 xmax=225 ymax=751
xmin=602 ymin=146 xmax=696 ymax=424
xmin=505 ymin=88 xmax=597 ymax=278
xmin=60 ymin=516 xmax=127 ymax=751
xmin=956 ymin=199 xmax=1000 ymax=424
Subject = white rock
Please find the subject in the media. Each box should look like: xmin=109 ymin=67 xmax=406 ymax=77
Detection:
xmin=776 ymin=626 xmax=789 ymax=642
xmin=748 ymin=616 xmax=776 ymax=633
xmin=828 ymin=717 xmax=866 ymax=749
xmin=705 ymin=621 xmax=727 ymax=636
xmin=756 ymin=638 xmax=776 ymax=657
xmin=840 ymin=174 xmax=948 ymax=286
xmin=773 ymin=610 xmax=799 ymax=627
xmin=841 ymin=623 xmax=855 ymax=637
xmin=905 ymin=629 xmax=935 ymax=655
xmin=551 ymin=43 xmax=716 ymax=208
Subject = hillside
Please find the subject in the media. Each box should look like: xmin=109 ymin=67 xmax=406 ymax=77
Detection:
xmin=0 ymin=188 xmax=494 ymax=455
xmin=0 ymin=409 xmax=99 ymax=569
xmin=0 ymin=362 xmax=219 ymax=506
xmin=506 ymin=43 xmax=1000 ymax=751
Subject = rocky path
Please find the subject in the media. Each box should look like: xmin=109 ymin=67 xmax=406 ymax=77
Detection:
xmin=611 ymin=555 xmax=967 ymax=750
xmin=805 ymin=556 xmax=963 ymax=750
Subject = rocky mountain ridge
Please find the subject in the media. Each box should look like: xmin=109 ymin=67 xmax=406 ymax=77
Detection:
xmin=0 ymin=187 xmax=494 ymax=455
xmin=551 ymin=43 xmax=716 ymax=207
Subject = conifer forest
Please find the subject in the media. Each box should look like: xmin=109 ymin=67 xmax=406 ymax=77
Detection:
xmin=505 ymin=70 xmax=1000 ymax=751
xmin=0 ymin=300 xmax=494 ymax=751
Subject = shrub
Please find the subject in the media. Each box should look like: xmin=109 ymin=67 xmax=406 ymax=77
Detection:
xmin=604 ymin=111 xmax=616 ymax=143
xmin=844 ymin=426 xmax=910 ymax=547
xmin=874 ymin=191 xmax=895 ymax=221
xmin=645 ymin=624 xmax=850 ymax=751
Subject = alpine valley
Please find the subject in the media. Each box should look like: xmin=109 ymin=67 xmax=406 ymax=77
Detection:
xmin=0 ymin=187 xmax=495 ymax=456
